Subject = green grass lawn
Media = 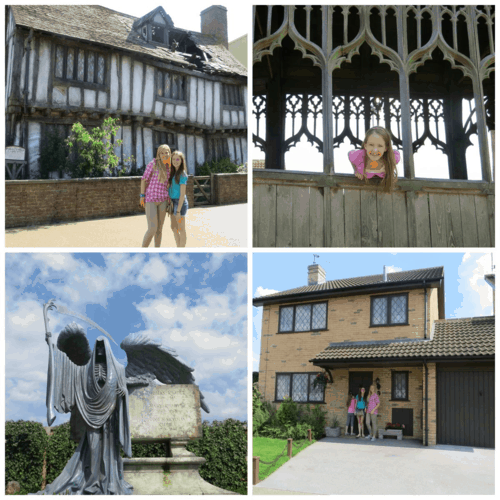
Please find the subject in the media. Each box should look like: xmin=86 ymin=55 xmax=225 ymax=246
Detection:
xmin=253 ymin=436 xmax=316 ymax=482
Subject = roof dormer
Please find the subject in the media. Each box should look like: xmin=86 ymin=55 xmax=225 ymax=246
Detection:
xmin=133 ymin=7 xmax=174 ymax=47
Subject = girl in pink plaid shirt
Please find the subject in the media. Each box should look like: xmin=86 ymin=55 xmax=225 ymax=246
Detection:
xmin=140 ymin=145 xmax=171 ymax=247
xmin=365 ymin=384 xmax=380 ymax=442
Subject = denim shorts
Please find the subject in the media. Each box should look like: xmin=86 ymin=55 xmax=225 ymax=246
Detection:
xmin=172 ymin=197 xmax=188 ymax=216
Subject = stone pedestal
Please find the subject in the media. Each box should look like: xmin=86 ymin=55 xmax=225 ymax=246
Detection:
xmin=123 ymin=384 xmax=232 ymax=495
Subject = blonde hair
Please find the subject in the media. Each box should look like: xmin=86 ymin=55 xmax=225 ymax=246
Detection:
xmin=367 ymin=384 xmax=376 ymax=399
xmin=168 ymin=150 xmax=187 ymax=188
xmin=154 ymin=144 xmax=171 ymax=184
xmin=362 ymin=126 xmax=397 ymax=192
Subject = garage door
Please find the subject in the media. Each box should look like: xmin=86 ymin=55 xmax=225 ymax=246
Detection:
xmin=437 ymin=367 xmax=494 ymax=448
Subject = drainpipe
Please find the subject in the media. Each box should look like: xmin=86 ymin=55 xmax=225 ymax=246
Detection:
xmin=424 ymin=359 xmax=429 ymax=447
xmin=423 ymin=281 xmax=427 ymax=339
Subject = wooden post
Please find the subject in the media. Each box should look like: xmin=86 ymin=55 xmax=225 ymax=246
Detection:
xmin=252 ymin=456 xmax=260 ymax=485
xmin=210 ymin=172 xmax=215 ymax=204
xmin=287 ymin=438 xmax=293 ymax=458
xmin=308 ymin=429 xmax=312 ymax=442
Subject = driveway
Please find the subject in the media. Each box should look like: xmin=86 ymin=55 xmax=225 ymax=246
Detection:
xmin=253 ymin=437 xmax=494 ymax=495
xmin=5 ymin=204 xmax=247 ymax=248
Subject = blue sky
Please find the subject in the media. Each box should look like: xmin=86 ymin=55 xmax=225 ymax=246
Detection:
xmin=6 ymin=253 xmax=247 ymax=424
xmin=252 ymin=252 xmax=494 ymax=372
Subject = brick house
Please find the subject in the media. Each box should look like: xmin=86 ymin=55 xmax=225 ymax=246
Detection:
xmin=5 ymin=5 xmax=247 ymax=178
xmin=254 ymin=264 xmax=495 ymax=448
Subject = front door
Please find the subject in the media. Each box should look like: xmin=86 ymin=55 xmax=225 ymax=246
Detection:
xmin=349 ymin=371 xmax=373 ymax=436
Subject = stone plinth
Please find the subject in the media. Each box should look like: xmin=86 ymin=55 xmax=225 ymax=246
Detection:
xmin=124 ymin=384 xmax=233 ymax=495
xmin=378 ymin=428 xmax=403 ymax=440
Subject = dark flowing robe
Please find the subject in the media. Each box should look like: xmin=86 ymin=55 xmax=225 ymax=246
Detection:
xmin=39 ymin=336 xmax=133 ymax=495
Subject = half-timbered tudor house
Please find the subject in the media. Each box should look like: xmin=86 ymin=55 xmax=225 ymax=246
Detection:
xmin=252 ymin=6 xmax=495 ymax=247
xmin=5 ymin=5 xmax=247 ymax=178
xmin=254 ymin=264 xmax=495 ymax=448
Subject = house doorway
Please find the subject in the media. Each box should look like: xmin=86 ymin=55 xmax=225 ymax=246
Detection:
xmin=349 ymin=371 xmax=373 ymax=436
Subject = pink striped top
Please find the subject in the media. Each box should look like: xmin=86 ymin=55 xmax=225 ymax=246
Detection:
xmin=142 ymin=159 xmax=171 ymax=203
xmin=348 ymin=398 xmax=357 ymax=413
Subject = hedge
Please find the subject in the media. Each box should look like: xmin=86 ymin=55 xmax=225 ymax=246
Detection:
xmin=6 ymin=419 xmax=247 ymax=495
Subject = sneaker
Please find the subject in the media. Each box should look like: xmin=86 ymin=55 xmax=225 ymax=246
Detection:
xmin=365 ymin=435 xmax=371 ymax=439
xmin=371 ymin=437 xmax=376 ymax=442
xmin=351 ymin=432 xmax=356 ymax=436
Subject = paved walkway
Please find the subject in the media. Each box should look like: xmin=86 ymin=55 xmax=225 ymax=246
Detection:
xmin=6 ymin=204 xmax=247 ymax=248
xmin=253 ymin=437 xmax=494 ymax=495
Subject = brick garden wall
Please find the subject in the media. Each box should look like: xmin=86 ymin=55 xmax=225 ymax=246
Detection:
xmin=214 ymin=173 xmax=247 ymax=205
xmin=5 ymin=174 xmax=245 ymax=228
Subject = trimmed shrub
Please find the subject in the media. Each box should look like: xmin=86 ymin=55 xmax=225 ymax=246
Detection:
xmin=45 ymin=422 xmax=78 ymax=486
xmin=5 ymin=420 xmax=48 ymax=494
xmin=196 ymin=157 xmax=240 ymax=175
xmin=186 ymin=419 xmax=247 ymax=495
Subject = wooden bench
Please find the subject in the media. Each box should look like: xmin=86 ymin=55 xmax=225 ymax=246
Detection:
xmin=378 ymin=429 xmax=403 ymax=440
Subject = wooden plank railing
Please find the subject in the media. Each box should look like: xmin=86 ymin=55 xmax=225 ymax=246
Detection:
xmin=253 ymin=170 xmax=495 ymax=248
xmin=193 ymin=175 xmax=212 ymax=206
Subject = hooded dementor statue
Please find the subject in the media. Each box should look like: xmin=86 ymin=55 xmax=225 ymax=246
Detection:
xmin=39 ymin=319 xmax=133 ymax=495
xmin=38 ymin=299 xmax=210 ymax=495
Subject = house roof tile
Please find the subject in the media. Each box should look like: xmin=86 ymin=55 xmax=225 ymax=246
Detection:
xmin=254 ymin=266 xmax=444 ymax=304
xmin=311 ymin=316 xmax=494 ymax=363
xmin=10 ymin=5 xmax=247 ymax=77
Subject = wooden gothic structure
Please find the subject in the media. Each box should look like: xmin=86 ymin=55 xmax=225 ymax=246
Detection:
xmin=6 ymin=5 xmax=247 ymax=179
xmin=253 ymin=5 xmax=494 ymax=181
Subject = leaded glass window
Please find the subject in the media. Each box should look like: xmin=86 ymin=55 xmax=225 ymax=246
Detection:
xmin=279 ymin=306 xmax=293 ymax=332
xmin=276 ymin=374 xmax=290 ymax=400
xmin=275 ymin=372 xmax=325 ymax=403
xmin=97 ymin=55 xmax=105 ymax=84
xmin=77 ymin=49 xmax=85 ymax=81
xmin=295 ymin=305 xmax=311 ymax=332
xmin=371 ymin=294 xmax=408 ymax=326
xmin=66 ymin=48 xmax=74 ymax=79
xmin=278 ymin=302 xmax=328 ymax=333
xmin=392 ymin=371 xmax=408 ymax=400
xmin=308 ymin=374 xmax=323 ymax=402
xmin=156 ymin=70 xmax=186 ymax=101
xmin=55 ymin=46 xmax=64 ymax=78
xmin=222 ymin=83 xmax=242 ymax=106
xmin=87 ymin=53 xmax=95 ymax=83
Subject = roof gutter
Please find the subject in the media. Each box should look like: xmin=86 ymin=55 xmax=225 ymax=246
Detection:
xmin=310 ymin=355 xmax=494 ymax=366
xmin=254 ymin=279 xmax=442 ymax=307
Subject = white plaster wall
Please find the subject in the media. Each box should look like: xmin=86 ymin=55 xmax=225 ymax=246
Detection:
xmin=235 ymin=138 xmax=242 ymax=164
xmin=189 ymin=77 xmax=197 ymax=122
xmin=231 ymin=110 xmax=238 ymax=126
xmin=135 ymin=127 xmax=144 ymax=168
xmin=132 ymin=62 xmax=142 ymax=113
xmin=122 ymin=126 xmax=132 ymax=165
xmin=175 ymin=105 xmax=187 ymax=121
xmin=195 ymin=136 xmax=204 ymax=167
xmin=241 ymin=137 xmax=247 ymax=163
xmin=204 ymin=80 xmax=213 ymax=127
xmin=177 ymin=134 xmax=186 ymax=164
xmin=36 ymin=40 xmax=51 ymax=103
xmin=121 ymin=56 xmax=131 ymax=111
xmin=197 ymin=79 xmax=205 ymax=124
xmin=110 ymin=55 xmax=119 ymax=109
xmin=155 ymin=101 xmax=163 ymax=116
xmin=243 ymin=86 xmax=248 ymax=115
xmin=6 ymin=38 xmax=14 ymax=107
xmin=52 ymin=87 xmax=66 ymax=105
xmin=28 ymin=39 xmax=35 ymax=101
xmin=98 ymin=91 xmax=107 ymax=109
xmin=165 ymin=103 xmax=175 ymax=119
xmin=227 ymin=137 xmax=236 ymax=163
xmin=84 ymin=89 xmax=96 ymax=108
xmin=213 ymin=82 xmax=221 ymax=127
xmin=14 ymin=123 xmax=22 ymax=146
xmin=238 ymin=110 xmax=245 ymax=126
xmin=222 ymin=110 xmax=231 ymax=126
xmin=28 ymin=121 xmax=41 ymax=177
xmin=69 ymin=87 xmax=81 ymax=106
xmin=186 ymin=135 xmax=195 ymax=174
xmin=20 ymin=49 xmax=26 ymax=97
xmin=113 ymin=125 xmax=122 ymax=159
xmin=144 ymin=65 xmax=155 ymax=113
xmin=143 ymin=128 xmax=153 ymax=163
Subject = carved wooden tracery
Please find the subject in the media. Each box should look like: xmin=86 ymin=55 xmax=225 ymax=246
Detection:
xmin=253 ymin=5 xmax=495 ymax=182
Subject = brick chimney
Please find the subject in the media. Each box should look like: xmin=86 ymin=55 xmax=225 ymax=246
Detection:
xmin=200 ymin=5 xmax=228 ymax=48
xmin=308 ymin=264 xmax=326 ymax=286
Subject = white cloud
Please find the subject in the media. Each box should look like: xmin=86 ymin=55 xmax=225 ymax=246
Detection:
xmin=386 ymin=266 xmax=403 ymax=273
xmin=255 ymin=286 xmax=280 ymax=298
xmin=453 ymin=253 xmax=493 ymax=317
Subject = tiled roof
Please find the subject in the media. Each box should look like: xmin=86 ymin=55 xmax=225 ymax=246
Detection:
xmin=255 ymin=266 xmax=444 ymax=303
xmin=10 ymin=5 xmax=247 ymax=77
xmin=311 ymin=316 xmax=495 ymax=362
